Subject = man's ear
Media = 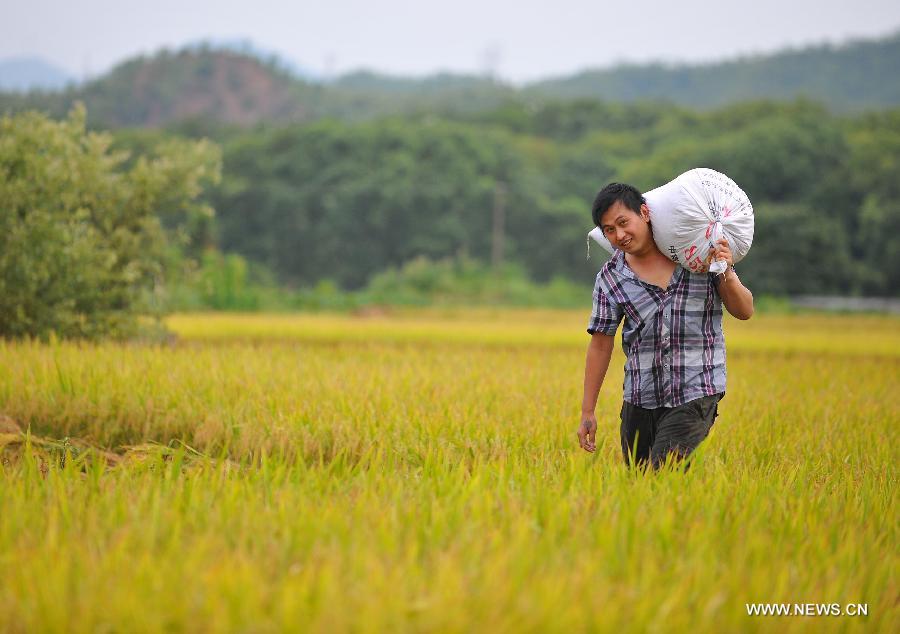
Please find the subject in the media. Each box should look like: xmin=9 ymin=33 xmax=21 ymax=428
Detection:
xmin=640 ymin=203 xmax=651 ymax=222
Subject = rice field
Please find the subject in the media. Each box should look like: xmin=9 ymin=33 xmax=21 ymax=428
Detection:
xmin=1 ymin=309 xmax=897 ymax=633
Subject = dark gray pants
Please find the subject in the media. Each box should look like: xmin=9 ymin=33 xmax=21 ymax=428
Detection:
xmin=620 ymin=393 xmax=723 ymax=471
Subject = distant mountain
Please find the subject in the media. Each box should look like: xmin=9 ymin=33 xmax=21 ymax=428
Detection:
xmin=0 ymin=47 xmax=518 ymax=128
xmin=328 ymin=70 xmax=518 ymax=118
xmin=1 ymin=32 xmax=898 ymax=129
xmin=526 ymin=32 xmax=900 ymax=111
xmin=182 ymin=39 xmax=322 ymax=81
xmin=77 ymin=47 xmax=328 ymax=127
xmin=0 ymin=47 xmax=329 ymax=127
xmin=0 ymin=57 xmax=74 ymax=92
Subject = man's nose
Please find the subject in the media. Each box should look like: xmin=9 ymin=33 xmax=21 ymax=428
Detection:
xmin=615 ymin=227 xmax=627 ymax=242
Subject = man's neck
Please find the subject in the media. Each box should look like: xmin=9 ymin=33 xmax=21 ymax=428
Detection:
xmin=624 ymin=243 xmax=677 ymax=289
xmin=626 ymin=243 xmax=669 ymax=265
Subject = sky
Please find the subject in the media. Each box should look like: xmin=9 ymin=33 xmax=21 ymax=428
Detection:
xmin=3 ymin=0 xmax=900 ymax=83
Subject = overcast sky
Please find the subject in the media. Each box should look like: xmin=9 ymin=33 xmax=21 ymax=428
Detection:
xmin=4 ymin=0 xmax=900 ymax=83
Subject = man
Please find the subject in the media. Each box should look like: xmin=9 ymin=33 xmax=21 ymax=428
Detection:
xmin=576 ymin=182 xmax=754 ymax=471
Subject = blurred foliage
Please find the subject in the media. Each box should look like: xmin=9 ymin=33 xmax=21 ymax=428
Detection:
xmin=165 ymin=252 xmax=586 ymax=312
xmin=209 ymin=118 xmax=555 ymax=289
xmin=362 ymin=256 xmax=585 ymax=307
xmin=193 ymin=98 xmax=899 ymax=297
xmin=3 ymin=88 xmax=899 ymax=342
xmin=0 ymin=106 xmax=220 ymax=339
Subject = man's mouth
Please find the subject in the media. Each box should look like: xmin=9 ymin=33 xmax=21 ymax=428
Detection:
xmin=620 ymin=239 xmax=632 ymax=248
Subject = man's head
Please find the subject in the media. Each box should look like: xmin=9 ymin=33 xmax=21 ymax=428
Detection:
xmin=591 ymin=182 xmax=652 ymax=254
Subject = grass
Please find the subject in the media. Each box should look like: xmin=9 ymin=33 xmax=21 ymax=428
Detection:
xmin=1 ymin=310 xmax=897 ymax=632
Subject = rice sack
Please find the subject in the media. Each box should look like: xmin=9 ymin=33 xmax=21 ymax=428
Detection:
xmin=588 ymin=168 xmax=754 ymax=274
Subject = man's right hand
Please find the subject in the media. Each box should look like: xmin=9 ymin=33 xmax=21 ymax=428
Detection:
xmin=577 ymin=414 xmax=597 ymax=453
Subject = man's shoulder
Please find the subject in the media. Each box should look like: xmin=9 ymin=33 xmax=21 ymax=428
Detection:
xmin=593 ymin=253 xmax=629 ymax=304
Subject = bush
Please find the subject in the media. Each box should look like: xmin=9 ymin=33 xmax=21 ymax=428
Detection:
xmin=0 ymin=106 xmax=220 ymax=339
xmin=163 ymin=249 xmax=292 ymax=312
xmin=360 ymin=255 xmax=587 ymax=307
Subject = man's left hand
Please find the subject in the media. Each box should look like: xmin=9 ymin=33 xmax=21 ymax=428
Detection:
xmin=707 ymin=238 xmax=734 ymax=268
xmin=577 ymin=414 xmax=597 ymax=453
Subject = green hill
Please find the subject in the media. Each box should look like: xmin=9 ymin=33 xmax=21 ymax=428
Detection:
xmin=1 ymin=32 xmax=898 ymax=129
xmin=527 ymin=32 xmax=900 ymax=111
xmin=0 ymin=46 xmax=330 ymax=128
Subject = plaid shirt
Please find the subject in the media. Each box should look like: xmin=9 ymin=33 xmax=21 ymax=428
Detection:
xmin=587 ymin=250 xmax=726 ymax=408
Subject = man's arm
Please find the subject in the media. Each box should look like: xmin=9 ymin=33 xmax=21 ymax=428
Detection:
xmin=717 ymin=267 xmax=754 ymax=320
xmin=578 ymin=332 xmax=615 ymax=452
xmin=710 ymin=239 xmax=754 ymax=320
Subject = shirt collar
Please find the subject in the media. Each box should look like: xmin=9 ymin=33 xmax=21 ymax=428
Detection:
xmin=611 ymin=250 xmax=632 ymax=279
xmin=613 ymin=249 xmax=684 ymax=290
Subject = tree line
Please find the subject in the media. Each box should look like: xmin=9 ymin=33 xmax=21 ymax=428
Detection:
xmin=183 ymin=98 xmax=898 ymax=296
xmin=3 ymin=97 xmax=898 ymax=338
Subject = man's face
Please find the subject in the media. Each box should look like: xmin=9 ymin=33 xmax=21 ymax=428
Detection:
xmin=599 ymin=201 xmax=651 ymax=253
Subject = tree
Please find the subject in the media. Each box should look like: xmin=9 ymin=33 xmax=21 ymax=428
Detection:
xmin=740 ymin=203 xmax=856 ymax=295
xmin=0 ymin=105 xmax=221 ymax=339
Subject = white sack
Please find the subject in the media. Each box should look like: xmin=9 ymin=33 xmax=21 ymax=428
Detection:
xmin=588 ymin=168 xmax=754 ymax=275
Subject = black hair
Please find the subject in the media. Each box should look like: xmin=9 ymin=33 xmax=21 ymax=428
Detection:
xmin=591 ymin=182 xmax=646 ymax=227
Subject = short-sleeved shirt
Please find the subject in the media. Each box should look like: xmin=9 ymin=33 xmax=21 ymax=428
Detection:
xmin=587 ymin=249 xmax=726 ymax=409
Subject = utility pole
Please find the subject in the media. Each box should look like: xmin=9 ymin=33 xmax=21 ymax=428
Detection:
xmin=480 ymin=43 xmax=502 ymax=82
xmin=492 ymin=181 xmax=506 ymax=269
